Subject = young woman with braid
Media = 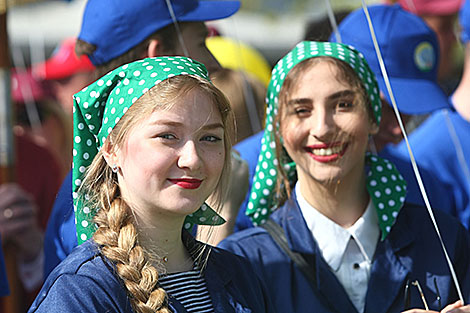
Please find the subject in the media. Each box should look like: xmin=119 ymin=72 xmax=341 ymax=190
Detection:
xmin=219 ymin=41 xmax=470 ymax=313
xmin=28 ymin=57 xmax=274 ymax=313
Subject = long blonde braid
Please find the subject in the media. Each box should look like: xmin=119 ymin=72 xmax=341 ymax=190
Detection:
xmin=81 ymin=152 xmax=170 ymax=313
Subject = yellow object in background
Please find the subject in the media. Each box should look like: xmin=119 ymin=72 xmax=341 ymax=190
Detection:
xmin=206 ymin=36 xmax=272 ymax=87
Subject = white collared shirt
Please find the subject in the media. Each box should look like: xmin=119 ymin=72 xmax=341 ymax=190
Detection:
xmin=296 ymin=183 xmax=380 ymax=313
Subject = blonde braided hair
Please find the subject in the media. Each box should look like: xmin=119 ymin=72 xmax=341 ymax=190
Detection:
xmin=79 ymin=75 xmax=234 ymax=313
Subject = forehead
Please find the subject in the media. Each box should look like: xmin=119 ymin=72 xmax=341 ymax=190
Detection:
xmin=288 ymin=60 xmax=353 ymax=96
xmin=145 ymin=88 xmax=221 ymax=123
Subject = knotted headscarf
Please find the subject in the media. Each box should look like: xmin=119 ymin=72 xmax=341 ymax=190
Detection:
xmin=73 ymin=56 xmax=225 ymax=244
xmin=247 ymin=41 xmax=407 ymax=240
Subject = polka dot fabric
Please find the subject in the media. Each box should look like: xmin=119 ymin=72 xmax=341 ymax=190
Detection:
xmin=246 ymin=41 xmax=407 ymax=240
xmin=73 ymin=56 xmax=224 ymax=245
xmin=366 ymin=153 xmax=407 ymax=240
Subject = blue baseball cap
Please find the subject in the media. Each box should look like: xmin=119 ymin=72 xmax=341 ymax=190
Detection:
xmin=78 ymin=0 xmax=240 ymax=66
xmin=330 ymin=4 xmax=450 ymax=114
xmin=460 ymin=0 xmax=470 ymax=43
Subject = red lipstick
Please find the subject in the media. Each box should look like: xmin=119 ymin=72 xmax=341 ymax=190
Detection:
xmin=304 ymin=142 xmax=348 ymax=163
xmin=169 ymin=178 xmax=202 ymax=189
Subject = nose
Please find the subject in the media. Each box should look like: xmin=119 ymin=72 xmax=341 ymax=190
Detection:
xmin=309 ymin=107 xmax=334 ymax=140
xmin=177 ymin=140 xmax=203 ymax=171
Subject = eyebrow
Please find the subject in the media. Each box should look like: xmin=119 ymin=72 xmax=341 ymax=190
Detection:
xmin=150 ymin=120 xmax=224 ymax=130
xmin=287 ymin=89 xmax=356 ymax=106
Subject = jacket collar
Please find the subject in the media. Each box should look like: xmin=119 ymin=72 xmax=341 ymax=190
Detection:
xmin=178 ymin=231 xmax=237 ymax=313
xmin=271 ymin=195 xmax=416 ymax=313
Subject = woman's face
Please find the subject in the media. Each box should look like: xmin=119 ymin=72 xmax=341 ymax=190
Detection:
xmin=112 ymin=88 xmax=225 ymax=223
xmin=280 ymin=61 xmax=378 ymax=186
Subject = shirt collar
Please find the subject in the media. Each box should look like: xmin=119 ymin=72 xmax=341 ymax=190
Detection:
xmin=295 ymin=183 xmax=379 ymax=271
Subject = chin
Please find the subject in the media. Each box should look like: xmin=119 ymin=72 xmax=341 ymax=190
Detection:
xmin=303 ymin=167 xmax=344 ymax=185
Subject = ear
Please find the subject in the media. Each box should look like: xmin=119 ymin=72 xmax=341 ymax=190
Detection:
xmin=101 ymin=140 xmax=120 ymax=170
xmin=147 ymin=38 xmax=163 ymax=58
xmin=369 ymin=121 xmax=379 ymax=135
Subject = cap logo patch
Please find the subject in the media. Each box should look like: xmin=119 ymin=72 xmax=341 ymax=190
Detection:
xmin=414 ymin=42 xmax=435 ymax=72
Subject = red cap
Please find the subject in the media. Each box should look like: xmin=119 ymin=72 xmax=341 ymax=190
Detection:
xmin=34 ymin=38 xmax=95 ymax=80
xmin=398 ymin=0 xmax=464 ymax=15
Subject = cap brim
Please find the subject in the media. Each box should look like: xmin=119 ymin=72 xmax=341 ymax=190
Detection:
xmin=377 ymin=76 xmax=450 ymax=114
xmin=179 ymin=0 xmax=240 ymax=22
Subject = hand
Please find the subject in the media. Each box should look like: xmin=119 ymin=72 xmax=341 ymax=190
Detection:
xmin=0 ymin=183 xmax=43 ymax=262
xmin=402 ymin=300 xmax=469 ymax=313
xmin=443 ymin=301 xmax=470 ymax=313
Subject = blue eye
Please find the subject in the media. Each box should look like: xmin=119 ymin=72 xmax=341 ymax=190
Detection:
xmin=202 ymin=135 xmax=222 ymax=143
xmin=158 ymin=133 xmax=177 ymax=140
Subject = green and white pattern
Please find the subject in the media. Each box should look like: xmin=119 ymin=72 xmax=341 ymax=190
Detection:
xmin=246 ymin=41 xmax=407 ymax=240
xmin=73 ymin=56 xmax=225 ymax=245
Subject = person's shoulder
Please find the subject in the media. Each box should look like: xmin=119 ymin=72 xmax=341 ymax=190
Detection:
xmin=399 ymin=202 xmax=468 ymax=240
xmin=46 ymin=240 xmax=104 ymax=275
xmin=407 ymin=110 xmax=450 ymax=142
xmin=30 ymin=240 xmax=128 ymax=312
xmin=219 ymin=224 xmax=270 ymax=249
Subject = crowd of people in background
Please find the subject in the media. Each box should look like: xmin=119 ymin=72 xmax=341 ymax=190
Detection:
xmin=0 ymin=0 xmax=470 ymax=312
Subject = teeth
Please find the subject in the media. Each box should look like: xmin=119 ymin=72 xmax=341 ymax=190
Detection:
xmin=312 ymin=145 xmax=343 ymax=156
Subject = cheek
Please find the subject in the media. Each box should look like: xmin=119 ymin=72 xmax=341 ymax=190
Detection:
xmin=340 ymin=116 xmax=372 ymax=141
xmin=121 ymin=140 xmax=167 ymax=178
xmin=210 ymin=150 xmax=226 ymax=178
xmin=280 ymin=117 xmax=303 ymax=149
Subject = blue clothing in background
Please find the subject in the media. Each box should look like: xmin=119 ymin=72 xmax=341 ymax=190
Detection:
xmin=219 ymin=194 xmax=470 ymax=313
xmin=31 ymin=237 xmax=275 ymax=313
xmin=0 ymin=236 xmax=9 ymax=296
xmin=233 ymin=131 xmax=263 ymax=232
xmin=43 ymin=170 xmax=76 ymax=278
xmin=380 ymin=145 xmax=456 ymax=214
xmin=392 ymin=109 xmax=470 ymax=228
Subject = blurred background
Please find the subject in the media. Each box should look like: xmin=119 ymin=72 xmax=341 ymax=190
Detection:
xmin=7 ymin=0 xmax=382 ymax=67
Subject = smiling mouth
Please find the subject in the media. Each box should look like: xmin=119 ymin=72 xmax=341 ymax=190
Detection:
xmin=168 ymin=178 xmax=203 ymax=189
xmin=305 ymin=143 xmax=348 ymax=162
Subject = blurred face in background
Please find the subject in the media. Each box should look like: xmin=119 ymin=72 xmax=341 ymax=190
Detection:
xmin=371 ymin=95 xmax=411 ymax=151
xmin=51 ymin=71 xmax=94 ymax=113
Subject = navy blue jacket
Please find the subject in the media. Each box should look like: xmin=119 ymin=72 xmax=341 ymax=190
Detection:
xmin=219 ymin=195 xmax=470 ymax=313
xmin=31 ymin=236 xmax=275 ymax=313
xmin=0 ymin=236 xmax=9 ymax=296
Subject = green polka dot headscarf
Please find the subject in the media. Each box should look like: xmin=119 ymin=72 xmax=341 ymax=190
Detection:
xmin=247 ymin=41 xmax=407 ymax=240
xmin=73 ymin=56 xmax=225 ymax=245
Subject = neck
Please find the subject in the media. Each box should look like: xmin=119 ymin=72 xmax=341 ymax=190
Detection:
xmin=451 ymin=45 xmax=470 ymax=122
xmin=297 ymin=163 xmax=369 ymax=228
xmin=136 ymin=212 xmax=193 ymax=273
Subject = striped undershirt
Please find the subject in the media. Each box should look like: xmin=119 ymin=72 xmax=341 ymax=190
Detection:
xmin=159 ymin=265 xmax=215 ymax=313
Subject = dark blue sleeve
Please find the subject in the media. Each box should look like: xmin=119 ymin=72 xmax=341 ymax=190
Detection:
xmin=43 ymin=170 xmax=78 ymax=278
xmin=28 ymin=273 xmax=123 ymax=313
xmin=0 ymin=236 xmax=9 ymax=296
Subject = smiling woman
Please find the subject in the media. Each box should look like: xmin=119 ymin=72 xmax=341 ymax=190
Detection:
xmin=28 ymin=57 xmax=275 ymax=313
xmin=219 ymin=41 xmax=470 ymax=313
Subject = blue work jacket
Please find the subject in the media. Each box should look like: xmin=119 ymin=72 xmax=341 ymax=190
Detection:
xmin=30 ymin=235 xmax=275 ymax=313
xmin=219 ymin=194 xmax=470 ymax=313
